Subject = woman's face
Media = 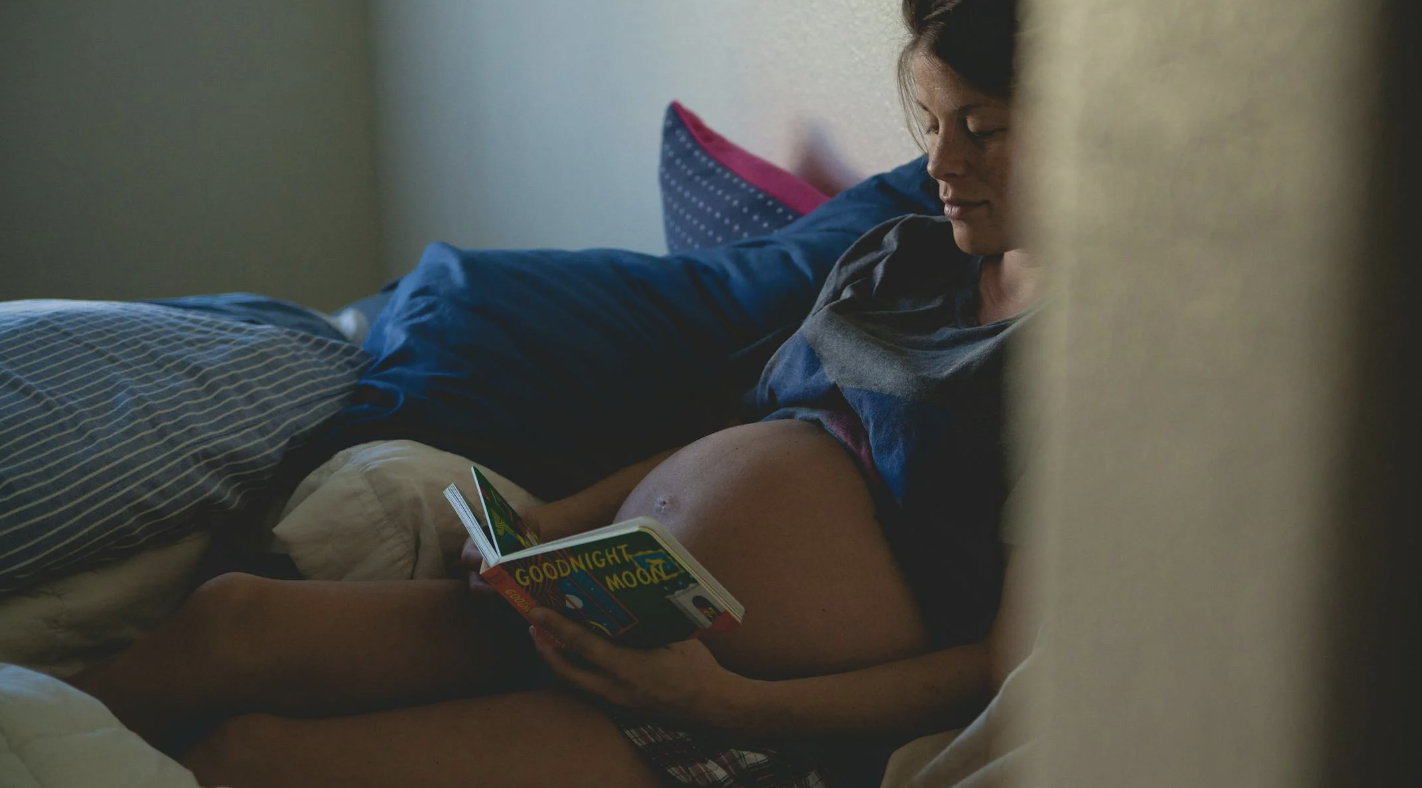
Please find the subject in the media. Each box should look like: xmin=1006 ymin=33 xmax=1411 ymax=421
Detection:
xmin=912 ymin=53 xmax=1016 ymax=255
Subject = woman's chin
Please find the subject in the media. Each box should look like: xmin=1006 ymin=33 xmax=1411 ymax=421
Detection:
xmin=950 ymin=224 xmax=1009 ymax=257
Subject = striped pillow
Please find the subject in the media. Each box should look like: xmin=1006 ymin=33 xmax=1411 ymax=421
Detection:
xmin=0 ymin=301 xmax=369 ymax=591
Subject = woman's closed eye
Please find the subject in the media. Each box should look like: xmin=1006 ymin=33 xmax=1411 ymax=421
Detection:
xmin=922 ymin=117 xmax=1006 ymax=143
xmin=966 ymin=125 xmax=1006 ymax=142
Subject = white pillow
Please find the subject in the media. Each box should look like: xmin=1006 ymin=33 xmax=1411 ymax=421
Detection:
xmin=0 ymin=533 xmax=210 ymax=678
xmin=271 ymin=440 xmax=542 ymax=581
xmin=0 ymin=663 xmax=202 ymax=788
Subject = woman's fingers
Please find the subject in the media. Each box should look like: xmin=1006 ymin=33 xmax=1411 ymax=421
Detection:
xmin=526 ymin=607 xmax=738 ymax=726
xmin=459 ymin=537 xmax=482 ymax=570
xmin=528 ymin=608 xmax=618 ymax=666
xmin=529 ymin=623 xmax=627 ymax=701
xmin=461 ymin=539 xmax=493 ymax=594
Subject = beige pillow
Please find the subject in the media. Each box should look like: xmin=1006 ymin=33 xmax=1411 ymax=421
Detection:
xmin=271 ymin=440 xmax=542 ymax=581
xmin=0 ymin=533 xmax=210 ymax=678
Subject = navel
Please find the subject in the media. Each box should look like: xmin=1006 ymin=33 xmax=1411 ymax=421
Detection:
xmin=653 ymin=493 xmax=675 ymax=517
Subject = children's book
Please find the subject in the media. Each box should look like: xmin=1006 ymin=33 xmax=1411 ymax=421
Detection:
xmin=445 ymin=467 xmax=744 ymax=649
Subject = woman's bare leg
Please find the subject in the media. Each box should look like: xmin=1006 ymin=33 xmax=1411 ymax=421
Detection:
xmin=70 ymin=573 xmax=535 ymax=751
xmin=182 ymin=689 xmax=664 ymax=788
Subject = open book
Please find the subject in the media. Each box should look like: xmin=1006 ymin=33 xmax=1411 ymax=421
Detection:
xmin=445 ymin=467 xmax=744 ymax=648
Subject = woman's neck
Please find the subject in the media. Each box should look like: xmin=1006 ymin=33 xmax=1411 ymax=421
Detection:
xmin=977 ymin=249 xmax=1043 ymax=325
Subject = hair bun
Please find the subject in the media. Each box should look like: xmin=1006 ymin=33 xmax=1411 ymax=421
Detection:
xmin=903 ymin=0 xmax=969 ymax=30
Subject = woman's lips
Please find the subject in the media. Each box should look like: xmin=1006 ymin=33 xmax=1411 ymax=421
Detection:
xmin=943 ymin=200 xmax=987 ymax=219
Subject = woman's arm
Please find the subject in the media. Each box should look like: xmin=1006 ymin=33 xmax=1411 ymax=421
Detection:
xmin=528 ymin=549 xmax=1031 ymax=740
xmin=531 ymin=605 xmax=989 ymax=733
xmin=748 ymin=549 xmax=1037 ymax=738
xmin=528 ymin=611 xmax=992 ymax=741
xmin=462 ymin=449 xmax=679 ymax=591
xmin=506 ymin=403 xmax=742 ymax=542
xmin=732 ymin=545 xmax=1039 ymax=737
xmin=523 ymin=448 xmax=681 ymax=542
xmin=713 ymin=642 xmax=992 ymax=739
xmin=986 ymin=546 xmax=1036 ymax=690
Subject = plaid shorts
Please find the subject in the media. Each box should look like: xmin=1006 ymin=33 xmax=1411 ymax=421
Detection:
xmin=610 ymin=712 xmax=827 ymax=788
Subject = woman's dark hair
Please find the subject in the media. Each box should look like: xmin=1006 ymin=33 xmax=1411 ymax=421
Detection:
xmin=899 ymin=0 xmax=1020 ymax=115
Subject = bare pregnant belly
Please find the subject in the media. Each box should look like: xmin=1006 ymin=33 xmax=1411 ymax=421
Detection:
xmin=616 ymin=420 xmax=928 ymax=680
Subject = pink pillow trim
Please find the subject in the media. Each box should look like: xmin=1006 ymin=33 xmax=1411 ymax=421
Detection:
xmin=671 ymin=101 xmax=831 ymax=216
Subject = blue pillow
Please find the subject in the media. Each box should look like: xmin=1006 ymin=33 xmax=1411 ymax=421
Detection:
xmin=320 ymin=157 xmax=941 ymax=501
xmin=659 ymin=101 xmax=832 ymax=252
xmin=0 ymin=301 xmax=369 ymax=591
xmin=332 ymin=103 xmax=827 ymax=333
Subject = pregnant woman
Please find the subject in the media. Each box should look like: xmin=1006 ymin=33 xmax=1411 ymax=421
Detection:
xmin=72 ymin=1 xmax=1040 ymax=785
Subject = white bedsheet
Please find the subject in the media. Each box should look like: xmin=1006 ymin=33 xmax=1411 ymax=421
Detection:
xmin=0 ymin=664 xmax=202 ymax=788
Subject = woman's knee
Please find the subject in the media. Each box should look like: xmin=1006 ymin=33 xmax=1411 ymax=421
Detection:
xmin=187 ymin=572 xmax=281 ymax=628
xmin=181 ymin=572 xmax=289 ymax=677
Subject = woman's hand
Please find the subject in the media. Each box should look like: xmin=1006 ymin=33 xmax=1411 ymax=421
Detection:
xmin=527 ymin=607 xmax=754 ymax=730
xmin=459 ymin=538 xmax=492 ymax=594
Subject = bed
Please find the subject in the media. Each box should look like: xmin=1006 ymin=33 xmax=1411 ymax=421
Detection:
xmin=0 ymin=105 xmax=1002 ymax=787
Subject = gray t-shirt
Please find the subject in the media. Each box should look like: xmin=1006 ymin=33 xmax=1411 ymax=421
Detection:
xmin=754 ymin=214 xmax=1036 ymax=645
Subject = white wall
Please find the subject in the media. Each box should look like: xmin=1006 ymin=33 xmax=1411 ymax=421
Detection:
xmin=370 ymin=0 xmax=923 ymax=276
xmin=0 ymin=0 xmax=383 ymax=310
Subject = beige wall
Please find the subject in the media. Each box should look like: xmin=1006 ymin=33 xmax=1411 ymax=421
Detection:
xmin=1021 ymin=0 xmax=1420 ymax=784
xmin=0 ymin=0 xmax=383 ymax=311
xmin=370 ymin=0 xmax=923 ymax=275
xmin=0 ymin=1 xmax=918 ymax=299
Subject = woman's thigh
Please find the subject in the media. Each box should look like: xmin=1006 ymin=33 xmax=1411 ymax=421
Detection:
xmin=74 ymin=574 xmax=539 ymax=731
xmin=202 ymin=575 xmax=540 ymax=715
xmin=182 ymin=689 xmax=664 ymax=788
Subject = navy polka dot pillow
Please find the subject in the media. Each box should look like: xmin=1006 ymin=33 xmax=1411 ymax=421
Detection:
xmin=659 ymin=101 xmax=831 ymax=253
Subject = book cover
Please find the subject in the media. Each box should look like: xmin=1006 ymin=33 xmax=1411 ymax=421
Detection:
xmin=469 ymin=465 xmax=538 ymax=554
xmin=489 ymin=527 xmax=740 ymax=648
xmin=444 ymin=479 xmax=742 ymax=649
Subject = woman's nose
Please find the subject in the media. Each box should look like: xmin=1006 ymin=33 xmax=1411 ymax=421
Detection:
xmin=926 ymin=132 xmax=968 ymax=181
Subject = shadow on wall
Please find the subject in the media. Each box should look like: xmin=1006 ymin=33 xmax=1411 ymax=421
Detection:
xmin=787 ymin=120 xmax=873 ymax=197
